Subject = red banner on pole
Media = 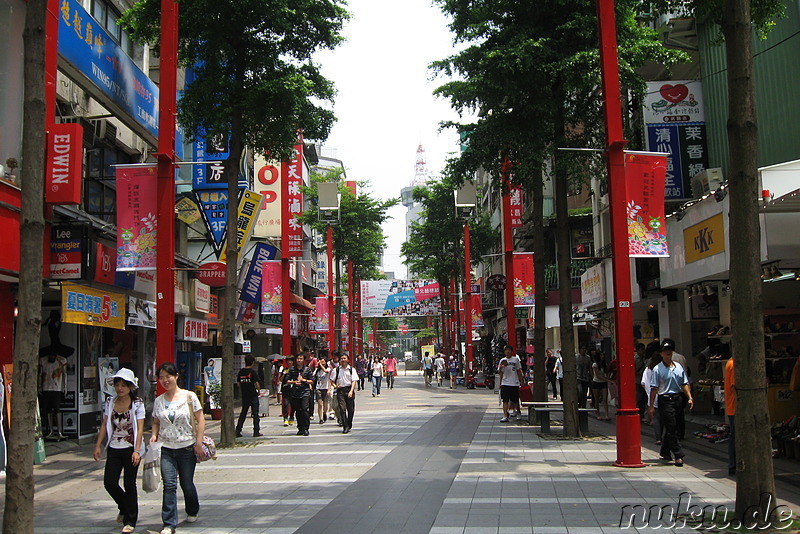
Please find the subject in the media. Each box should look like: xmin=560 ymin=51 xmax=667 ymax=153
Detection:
xmin=625 ymin=153 xmax=669 ymax=257
xmin=470 ymin=293 xmax=484 ymax=327
xmin=512 ymin=253 xmax=535 ymax=307
xmin=45 ymin=123 xmax=84 ymax=205
xmin=313 ymin=296 xmax=330 ymax=334
xmin=116 ymin=164 xmax=158 ymax=271
xmin=260 ymin=261 xmax=282 ymax=314
xmin=509 ymin=185 xmax=523 ymax=228
xmin=281 ymin=136 xmax=304 ymax=257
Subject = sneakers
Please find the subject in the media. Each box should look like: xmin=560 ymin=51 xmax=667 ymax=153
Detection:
xmin=500 ymin=417 xmax=509 ymax=422
xmin=288 ymin=419 xmax=294 ymax=425
xmin=283 ymin=419 xmax=289 ymax=426
xmin=186 ymin=514 xmax=198 ymax=523
xmin=160 ymin=528 xmax=174 ymax=534
xmin=121 ymin=526 xmax=135 ymax=533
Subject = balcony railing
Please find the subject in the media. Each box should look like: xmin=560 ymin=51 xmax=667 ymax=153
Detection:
xmin=544 ymin=259 xmax=598 ymax=291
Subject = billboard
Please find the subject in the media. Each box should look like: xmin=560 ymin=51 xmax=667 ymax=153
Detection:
xmin=360 ymin=280 xmax=441 ymax=317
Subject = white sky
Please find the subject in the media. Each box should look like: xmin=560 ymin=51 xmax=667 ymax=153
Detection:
xmin=315 ymin=0 xmax=469 ymax=280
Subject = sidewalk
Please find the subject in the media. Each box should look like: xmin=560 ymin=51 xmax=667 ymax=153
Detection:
xmin=6 ymin=376 xmax=800 ymax=533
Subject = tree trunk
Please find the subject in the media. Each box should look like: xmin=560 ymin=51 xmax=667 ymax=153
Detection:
xmin=530 ymin=170 xmax=547 ymax=402
xmin=721 ymin=0 xmax=776 ymax=521
xmin=554 ymin=98 xmax=579 ymax=437
xmin=4 ymin=1 xmax=47 ymax=531
xmin=220 ymin=107 xmax=244 ymax=447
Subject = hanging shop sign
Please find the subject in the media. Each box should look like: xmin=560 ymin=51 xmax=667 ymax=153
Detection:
xmin=281 ymin=138 xmax=304 ymax=257
xmin=175 ymin=196 xmax=202 ymax=225
xmin=625 ymin=153 xmax=669 ymax=257
xmin=580 ymin=263 xmax=606 ymax=307
xmin=127 ymin=296 xmax=156 ymax=328
xmin=509 ymin=185 xmax=523 ymax=228
xmin=684 ymin=213 xmax=725 ymax=264
xmin=196 ymin=261 xmax=227 ymax=287
xmin=253 ymin=156 xmax=282 ymax=238
xmin=486 ymin=274 xmax=506 ymax=291
xmin=195 ymin=189 xmax=229 ymax=258
xmin=45 ymin=123 xmax=83 ymax=205
xmin=93 ymin=243 xmax=134 ymax=288
xmin=61 ymin=282 xmax=125 ymax=330
xmin=239 ymin=243 xmax=278 ymax=305
xmin=192 ymin=280 xmax=210 ymax=313
xmin=644 ymin=80 xmax=708 ymax=200
xmin=50 ymin=225 xmax=88 ymax=280
xmin=116 ymin=165 xmax=158 ymax=271
xmin=208 ymin=294 xmax=219 ymax=326
xmin=512 ymin=253 xmax=535 ymax=307
xmin=359 ymin=280 xmax=441 ymax=318
xmin=260 ymin=261 xmax=283 ymax=314
xmin=220 ymin=190 xmax=263 ymax=262
xmin=177 ymin=317 xmax=209 ymax=342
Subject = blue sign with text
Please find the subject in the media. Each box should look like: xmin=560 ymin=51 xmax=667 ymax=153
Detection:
xmin=239 ymin=243 xmax=279 ymax=305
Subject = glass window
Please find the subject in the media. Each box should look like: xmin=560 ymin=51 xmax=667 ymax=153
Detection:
xmin=92 ymin=1 xmax=106 ymax=27
xmin=107 ymin=10 xmax=120 ymax=41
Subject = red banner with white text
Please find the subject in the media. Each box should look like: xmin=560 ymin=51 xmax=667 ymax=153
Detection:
xmin=625 ymin=153 xmax=669 ymax=257
xmin=281 ymin=136 xmax=304 ymax=257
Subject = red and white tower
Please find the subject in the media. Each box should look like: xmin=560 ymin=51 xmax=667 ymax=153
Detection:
xmin=412 ymin=144 xmax=428 ymax=187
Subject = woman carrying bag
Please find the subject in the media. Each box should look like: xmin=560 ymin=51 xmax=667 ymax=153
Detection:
xmin=151 ymin=363 xmax=205 ymax=534
xmin=93 ymin=368 xmax=145 ymax=534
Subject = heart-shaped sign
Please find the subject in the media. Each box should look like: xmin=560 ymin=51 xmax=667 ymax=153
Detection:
xmin=660 ymin=84 xmax=688 ymax=104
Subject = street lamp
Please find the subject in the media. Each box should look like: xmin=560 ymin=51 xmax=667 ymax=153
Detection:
xmin=455 ymin=182 xmax=477 ymax=385
xmin=318 ymin=183 xmax=340 ymax=356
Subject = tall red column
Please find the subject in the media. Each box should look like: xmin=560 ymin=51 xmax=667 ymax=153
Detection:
xmin=155 ymin=0 xmax=178 ymax=373
xmin=465 ymin=223 xmax=473 ymax=376
xmin=44 ymin=0 xmax=59 ymax=127
xmin=281 ymin=258 xmax=292 ymax=356
xmin=597 ymin=0 xmax=643 ymax=468
xmin=501 ymin=165 xmax=515 ymax=349
xmin=327 ymin=225 xmax=335 ymax=355
xmin=347 ymin=259 xmax=353 ymax=356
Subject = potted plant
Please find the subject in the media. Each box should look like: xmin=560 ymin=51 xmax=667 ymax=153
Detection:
xmin=206 ymin=381 xmax=223 ymax=420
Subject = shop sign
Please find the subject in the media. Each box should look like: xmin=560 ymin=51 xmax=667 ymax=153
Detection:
xmin=580 ymin=263 xmax=606 ymax=307
xmin=486 ymin=274 xmax=506 ymax=291
xmin=220 ymin=190 xmax=263 ymax=262
xmin=252 ymin=156 xmax=282 ymax=238
xmin=177 ymin=317 xmax=209 ymax=342
xmin=684 ymin=213 xmax=725 ymax=264
xmin=242 ymin=340 xmax=251 ymax=353
xmin=134 ymin=270 xmax=156 ymax=297
xmin=175 ymin=196 xmax=202 ymax=225
xmin=261 ymin=314 xmax=281 ymax=326
xmin=57 ymin=0 xmax=159 ymax=140
xmin=208 ymin=294 xmax=219 ymax=326
xmin=94 ymin=243 xmax=135 ymax=288
xmin=509 ymin=185 xmax=523 ymax=228
xmin=127 ymin=296 xmax=156 ymax=328
xmin=61 ymin=282 xmax=125 ymax=330
xmin=240 ymin=243 xmax=278 ymax=305
xmin=192 ymin=280 xmax=210 ymax=313
xmin=45 ymin=123 xmax=83 ymax=205
xmin=116 ymin=165 xmax=158 ymax=271
xmin=281 ymin=138 xmax=304 ymax=257
xmin=195 ymin=189 xmax=229 ymax=257
xmin=196 ymin=261 xmax=227 ymax=287
xmin=50 ymin=225 xmax=87 ymax=280
xmin=514 ymin=307 xmax=529 ymax=319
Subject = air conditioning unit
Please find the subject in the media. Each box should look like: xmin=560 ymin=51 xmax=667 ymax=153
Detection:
xmin=93 ymin=119 xmax=118 ymax=147
xmin=691 ymin=168 xmax=723 ymax=198
xmin=60 ymin=116 xmax=94 ymax=146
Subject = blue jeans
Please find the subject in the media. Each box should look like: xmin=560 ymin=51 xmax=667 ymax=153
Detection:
xmin=372 ymin=376 xmax=382 ymax=395
xmin=161 ymin=445 xmax=199 ymax=529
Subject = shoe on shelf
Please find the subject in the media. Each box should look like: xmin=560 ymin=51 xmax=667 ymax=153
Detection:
xmin=253 ymin=432 xmax=263 ymax=437
xmin=500 ymin=417 xmax=509 ymax=422
xmin=121 ymin=525 xmax=135 ymax=533
xmin=186 ymin=514 xmax=198 ymax=523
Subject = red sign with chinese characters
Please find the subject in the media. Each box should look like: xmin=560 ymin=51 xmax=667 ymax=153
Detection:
xmin=512 ymin=253 xmax=535 ymax=307
xmin=625 ymin=153 xmax=669 ymax=257
xmin=281 ymin=136 xmax=304 ymax=257
xmin=45 ymin=123 xmax=84 ymax=205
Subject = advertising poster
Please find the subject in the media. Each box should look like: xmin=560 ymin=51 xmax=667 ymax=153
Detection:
xmin=625 ymin=153 xmax=669 ymax=257
xmin=359 ymin=280 xmax=441 ymax=317
xmin=97 ymin=357 xmax=119 ymax=397
xmin=115 ymin=165 xmax=158 ymax=271
xmin=281 ymin=139 xmax=304 ymax=257
xmin=253 ymin=156 xmax=282 ymax=238
xmin=260 ymin=261 xmax=283 ymax=314
xmin=470 ymin=293 xmax=484 ymax=328
xmin=127 ymin=296 xmax=157 ymax=328
xmin=61 ymin=282 xmax=126 ymax=330
xmin=220 ymin=190 xmax=263 ymax=262
xmin=50 ymin=225 xmax=87 ymax=279
xmin=512 ymin=254 xmax=535 ymax=307
xmin=239 ymin=243 xmax=278 ymax=305
xmin=313 ymin=297 xmax=330 ymax=334
xmin=195 ymin=189 xmax=229 ymax=258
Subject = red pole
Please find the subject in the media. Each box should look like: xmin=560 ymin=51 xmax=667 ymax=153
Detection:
xmin=327 ymin=225 xmax=335 ymax=355
xmin=501 ymin=163 xmax=515 ymax=349
xmin=597 ymin=0 xmax=643 ymax=468
xmin=155 ymin=0 xmax=178 ymax=376
xmin=281 ymin=258 xmax=292 ymax=356
xmin=44 ymin=0 xmax=59 ymax=127
xmin=347 ymin=259 xmax=353 ymax=356
xmin=465 ymin=222 xmax=473 ymax=377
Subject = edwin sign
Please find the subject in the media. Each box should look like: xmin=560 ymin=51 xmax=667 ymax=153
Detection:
xmin=45 ymin=123 xmax=84 ymax=205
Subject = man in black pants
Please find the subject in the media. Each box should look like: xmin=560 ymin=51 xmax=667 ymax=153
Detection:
xmin=236 ymin=355 xmax=262 ymax=438
xmin=286 ymin=354 xmax=314 ymax=436
xmin=332 ymin=354 xmax=358 ymax=433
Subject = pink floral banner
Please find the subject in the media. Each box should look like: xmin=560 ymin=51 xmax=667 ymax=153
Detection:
xmin=626 ymin=153 xmax=669 ymax=257
xmin=313 ymin=297 xmax=330 ymax=333
xmin=470 ymin=293 xmax=484 ymax=327
xmin=116 ymin=165 xmax=157 ymax=271
xmin=512 ymin=253 xmax=535 ymax=307
xmin=260 ymin=261 xmax=282 ymax=314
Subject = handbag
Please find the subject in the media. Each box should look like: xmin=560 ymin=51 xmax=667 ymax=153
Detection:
xmin=141 ymin=442 xmax=161 ymax=493
xmin=188 ymin=391 xmax=217 ymax=462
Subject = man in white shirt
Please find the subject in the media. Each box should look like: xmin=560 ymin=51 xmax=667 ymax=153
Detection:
xmin=434 ymin=353 xmax=446 ymax=387
xmin=331 ymin=354 xmax=358 ymax=434
xmin=498 ymin=345 xmax=524 ymax=422
xmin=422 ymin=352 xmax=434 ymax=387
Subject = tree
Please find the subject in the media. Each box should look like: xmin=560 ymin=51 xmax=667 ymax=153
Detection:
xmin=432 ymin=0 xmax=684 ymax=435
xmin=122 ymin=0 xmax=348 ymax=447
xmin=4 ymin=0 xmax=47 ymax=531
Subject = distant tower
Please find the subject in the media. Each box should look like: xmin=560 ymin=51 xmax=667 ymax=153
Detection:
xmin=401 ymin=145 xmax=429 ymax=278
xmin=412 ymin=144 xmax=428 ymax=187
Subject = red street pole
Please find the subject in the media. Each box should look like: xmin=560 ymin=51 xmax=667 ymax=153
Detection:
xmin=155 ymin=0 xmax=178 ymax=376
xmin=465 ymin=222 xmax=473 ymax=377
xmin=327 ymin=225 xmax=335 ymax=355
xmin=501 ymin=163 xmax=515 ymax=349
xmin=44 ymin=0 xmax=59 ymax=127
xmin=449 ymin=276 xmax=456 ymax=356
xmin=281 ymin=258 xmax=291 ymax=356
xmin=597 ymin=0 xmax=643 ymax=468
xmin=347 ymin=259 xmax=353 ymax=356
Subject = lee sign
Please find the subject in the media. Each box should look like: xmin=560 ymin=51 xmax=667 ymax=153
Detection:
xmin=46 ymin=123 xmax=83 ymax=205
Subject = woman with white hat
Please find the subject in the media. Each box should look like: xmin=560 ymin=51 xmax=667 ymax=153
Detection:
xmin=93 ymin=368 xmax=145 ymax=534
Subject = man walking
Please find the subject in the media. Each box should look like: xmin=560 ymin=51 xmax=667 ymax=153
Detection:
xmin=498 ymin=345 xmax=524 ymax=422
xmin=649 ymin=339 xmax=693 ymax=466
xmin=575 ymin=346 xmax=592 ymax=409
xmin=235 ymin=355 xmax=262 ymax=437
xmin=662 ymin=337 xmax=689 ymax=438
xmin=286 ymin=353 xmax=314 ymax=436
xmin=434 ymin=352 xmax=446 ymax=387
xmin=422 ymin=352 xmax=434 ymax=387
xmin=332 ymin=354 xmax=358 ymax=433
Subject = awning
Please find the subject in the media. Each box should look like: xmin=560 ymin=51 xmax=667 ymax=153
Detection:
xmin=291 ymin=294 xmax=314 ymax=309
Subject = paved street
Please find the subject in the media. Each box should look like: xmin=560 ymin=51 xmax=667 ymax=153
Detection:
xmin=10 ymin=372 xmax=800 ymax=533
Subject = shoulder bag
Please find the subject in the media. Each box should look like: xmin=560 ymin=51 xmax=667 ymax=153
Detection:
xmin=188 ymin=391 xmax=217 ymax=462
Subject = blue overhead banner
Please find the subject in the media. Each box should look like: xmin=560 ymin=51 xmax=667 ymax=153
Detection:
xmin=57 ymin=0 xmax=159 ymax=140
xmin=239 ymin=243 xmax=279 ymax=305
xmin=195 ymin=189 xmax=229 ymax=257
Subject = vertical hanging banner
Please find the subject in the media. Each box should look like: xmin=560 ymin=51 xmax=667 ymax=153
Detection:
xmin=509 ymin=185 xmax=523 ymax=228
xmin=253 ymin=156 xmax=282 ymax=238
xmin=116 ymin=165 xmax=158 ymax=271
xmin=470 ymin=293 xmax=484 ymax=327
xmin=313 ymin=297 xmax=330 ymax=334
xmin=625 ymin=153 xmax=669 ymax=257
xmin=281 ymin=137 xmax=304 ymax=257
xmin=195 ymin=189 xmax=229 ymax=257
xmin=45 ymin=123 xmax=84 ymax=205
xmin=512 ymin=253 xmax=535 ymax=307
xmin=239 ymin=243 xmax=278 ymax=305
xmin=260 ymin=261 xmax=283 ymax=314
xmin=220 ymin=190 xmax=263 ymax=262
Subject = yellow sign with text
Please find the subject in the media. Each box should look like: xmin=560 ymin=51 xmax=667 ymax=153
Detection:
xmin=684 ymin=213 xmax=725 ymax=264
xmin=61 ymin=282 xmax=126 ymax=330
xmin=220 ymin=190 xmax=263 ymax=262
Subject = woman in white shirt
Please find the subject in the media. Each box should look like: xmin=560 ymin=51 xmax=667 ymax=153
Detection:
xmin=315 ymin=358 xmax=330 ymax=424
xmin=591 ymin=352 xmax=610 ymax=420
xmin=554 ymin=351 xmax=564 ymax=401
xmin=371 ymin=356 xmax=385 ymax=397
xmin=93 ymin=368 xmax=145 ymax=534
xmin=151 ymin=363 xmax=205 ymax=534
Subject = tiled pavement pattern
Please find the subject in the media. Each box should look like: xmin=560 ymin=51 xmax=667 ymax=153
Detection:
xmin=14 ymin=371 xmax=800 ymax=533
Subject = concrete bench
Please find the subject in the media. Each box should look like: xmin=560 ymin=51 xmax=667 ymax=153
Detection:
xmin=521 ymin=402 xmax=593 ymax=433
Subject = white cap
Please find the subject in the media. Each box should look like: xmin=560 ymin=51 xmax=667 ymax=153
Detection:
xmin=111 ymin=368 xmax=139 ymax=388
